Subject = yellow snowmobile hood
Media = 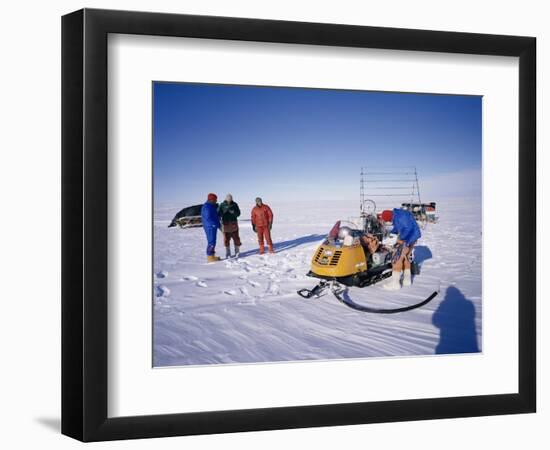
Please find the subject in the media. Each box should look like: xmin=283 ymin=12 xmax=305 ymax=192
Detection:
xmin=310 ymin=242 xmax=367 ymax=278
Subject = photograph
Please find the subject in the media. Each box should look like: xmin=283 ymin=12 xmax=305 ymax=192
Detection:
xmin=152 ymin=82 xmax=482 ymax=367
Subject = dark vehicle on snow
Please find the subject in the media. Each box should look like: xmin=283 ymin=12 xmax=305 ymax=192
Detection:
xmin=168 ymin=204 xmax=203 ymax=228
xmin=401 ymin=202 xmax=438 ymax=223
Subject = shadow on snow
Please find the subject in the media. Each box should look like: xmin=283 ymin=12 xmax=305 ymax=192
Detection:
xmin=432 ymin=286 xmax=480 ymax=354
xmin=414 ymin=245 xmax=432 ymax=265
xmin=238 ymin=233 xmax=325 ymax=258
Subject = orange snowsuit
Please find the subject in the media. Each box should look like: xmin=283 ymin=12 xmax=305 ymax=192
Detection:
xmin=251 ymin=204 xmax=274 ymax=253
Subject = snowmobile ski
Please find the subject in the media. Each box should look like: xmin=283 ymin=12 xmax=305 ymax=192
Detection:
xmin=297 ymin=280 xmax=332 ymax=299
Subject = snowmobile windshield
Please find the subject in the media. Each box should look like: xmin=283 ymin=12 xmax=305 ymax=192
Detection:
xmin=325 ymin=221 xmax=362 ymax=247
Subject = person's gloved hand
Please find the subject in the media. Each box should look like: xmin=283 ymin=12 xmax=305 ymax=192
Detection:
xmin=252 ymin=224 xmax=256 ymax=232
xmin=269 ymin=222 xmax=272 ymax=231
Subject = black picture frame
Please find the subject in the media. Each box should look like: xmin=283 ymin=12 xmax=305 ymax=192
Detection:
xmin=61 ymin=8 xmax=536 ymax=442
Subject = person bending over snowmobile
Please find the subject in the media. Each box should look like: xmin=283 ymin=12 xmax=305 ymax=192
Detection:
xmin=201 ymin=193 xmax=221 ymax=263
xmin=251 ymin=197 xmax=274 ymax=254
xmin=218 ymin=194 xmax=242 ymax=258
xmin=384 ymin=208 xmax=421 ymax=290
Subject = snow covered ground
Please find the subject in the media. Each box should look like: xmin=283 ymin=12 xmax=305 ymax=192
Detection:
xmin=153 ymin=199 xmax=482 ymax=367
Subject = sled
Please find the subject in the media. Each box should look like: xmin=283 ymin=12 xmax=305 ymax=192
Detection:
xmin=401 ymin=202 xmax=439 ymax=223
xmin=168 ymin=204 xmax=203 ymax=228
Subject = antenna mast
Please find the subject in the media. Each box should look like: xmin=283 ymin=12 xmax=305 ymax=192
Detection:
xmin=414 ymin=167 xmax=422 ymax=204
xmin=360 ymin=167 xmax=365 ymax=215
xmin=360 ymin=166 xmax=421 ymax=211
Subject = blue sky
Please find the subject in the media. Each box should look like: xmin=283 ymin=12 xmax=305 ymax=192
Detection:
xmin=153 ymin=82 xmax=481 ymax=205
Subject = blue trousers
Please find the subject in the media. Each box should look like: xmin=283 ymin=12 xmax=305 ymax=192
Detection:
xmin=204 ymin=226 xmax=218 ymax=255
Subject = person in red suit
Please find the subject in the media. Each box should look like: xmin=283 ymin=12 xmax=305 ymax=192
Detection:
xmin=251 ymin=197 xmax=274 ymax=254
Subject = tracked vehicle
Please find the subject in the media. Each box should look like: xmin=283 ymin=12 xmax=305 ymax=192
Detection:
xmin=297 ymin=219 xmax=437 ymax=314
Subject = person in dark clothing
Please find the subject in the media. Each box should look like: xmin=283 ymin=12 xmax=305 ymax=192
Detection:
xmin=217 ymin=194 xmax=242 ymax=258
xmin=200 ymin=193 xmax=221 ymax=262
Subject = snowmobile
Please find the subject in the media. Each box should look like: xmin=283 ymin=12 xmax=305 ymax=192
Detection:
xmin=297 ymin=219 xmax=438 ymax=313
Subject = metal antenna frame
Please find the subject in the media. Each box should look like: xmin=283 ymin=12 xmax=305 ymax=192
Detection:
xmin=360 ymin=166 xmax=422 ymax=214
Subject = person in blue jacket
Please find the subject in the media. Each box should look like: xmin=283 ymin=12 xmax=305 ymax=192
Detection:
xmin=201 ymin=193 xmax=221 ymax=262
xmin=384 ymin=208 xmax=421 ymax=290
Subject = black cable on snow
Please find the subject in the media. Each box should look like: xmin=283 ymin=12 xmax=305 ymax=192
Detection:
xmin=332 ymin=289 xmax=438 ymax=314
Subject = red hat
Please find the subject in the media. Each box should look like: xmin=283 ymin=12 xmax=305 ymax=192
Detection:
xmin=381 ymin=210 xmax=393 ymax=222
xmin=207 ymin=193 xmax=217 ymax=202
